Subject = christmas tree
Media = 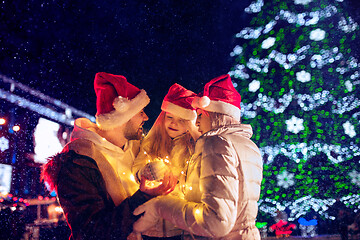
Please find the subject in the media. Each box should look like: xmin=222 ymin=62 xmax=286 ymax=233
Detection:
xmin=229 ymin=0 xmax=360 ymax=223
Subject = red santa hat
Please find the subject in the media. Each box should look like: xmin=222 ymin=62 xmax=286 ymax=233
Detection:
xmin=94 ymin=72 xmax=150 ymax=130
xmin=191 ymin=74 xmax=241 ymax=120
xmin=161 ymin=83 xmax=197 ymax=121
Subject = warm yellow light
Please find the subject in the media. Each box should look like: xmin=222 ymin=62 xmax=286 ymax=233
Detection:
xmin=55 ymin=206 xmax=63 ymax=213
xmin=0 ymin=118 xmax=5 ymax=125
xmin=130 ymin=174 xmax=135 ymax=182
xmin=13 ymin=125 xmax=20 ymax=131
xmin=145 ymin=180 xmax=162 ymax=189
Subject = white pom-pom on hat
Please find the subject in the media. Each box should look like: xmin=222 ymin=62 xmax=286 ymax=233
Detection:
xmin=191 ymin=96 xmax=210 ymax=109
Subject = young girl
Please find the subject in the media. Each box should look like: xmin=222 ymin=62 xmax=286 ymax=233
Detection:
xmin=132 ymin=83 xmax=200 ymax=239
xmin=133 ymin=74 xmax=263 ymax=240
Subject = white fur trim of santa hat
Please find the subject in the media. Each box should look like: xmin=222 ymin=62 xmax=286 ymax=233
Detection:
xmin=96 ymin=89 xmax=150 ymax=130
xmin=192 ymin=96 xmax=241 ymax=120
xmin=161 ymin=100 xmax=197 ymax=121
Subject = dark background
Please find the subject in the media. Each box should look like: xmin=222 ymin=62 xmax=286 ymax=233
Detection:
xmin=1 ymin=0 xmax=253 ymax=129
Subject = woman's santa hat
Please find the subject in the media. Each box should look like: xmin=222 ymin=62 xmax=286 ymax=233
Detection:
xmin=191 ymin=74 xmax=241 ymax=120
xmin=161 ymin=83 xmax=197 ymax=121
xmin=94 ymin=72 xmax=150 ymax=130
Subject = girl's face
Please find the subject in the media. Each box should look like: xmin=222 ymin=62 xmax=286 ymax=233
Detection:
xmin=164 ymin=112 xmax=188 ymax=138
xmin=195 ymin=109 xmax=212 ymax=135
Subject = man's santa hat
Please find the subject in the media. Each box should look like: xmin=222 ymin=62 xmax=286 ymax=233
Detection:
xmin=191 ymin=74 xmax=241 ymax=120
xmin=94 ymin=72 xmax=150 ymax=130
xmin=161 ymin=83 xmax=197 ymax=121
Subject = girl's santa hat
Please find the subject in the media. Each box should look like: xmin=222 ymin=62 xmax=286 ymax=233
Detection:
xmin=191 ymin=74 xmax=241 ymax=120
xmin=94 ymin=72 xmax=150 ymax=130
xmin=161 ymin=83 xmax=197 ymax=121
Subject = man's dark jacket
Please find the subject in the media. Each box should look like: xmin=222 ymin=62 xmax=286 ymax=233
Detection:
xmin=43 ymin=141 xmax=150 ymax=240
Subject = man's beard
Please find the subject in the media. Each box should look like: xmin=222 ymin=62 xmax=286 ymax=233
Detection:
xmin=124 ymin=121 xmax=143 ymax=140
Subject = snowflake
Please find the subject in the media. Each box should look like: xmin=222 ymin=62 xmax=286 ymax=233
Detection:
xmin=296 ymin=70 xmax=311 ymax=82
xmin=277 ymin=170 xmax=295 ymax=188
xmin=345 ymin=80 xmax=353 ymax=92
xmin=294 ymin=0 xmax=313 ymax=5
xmin=262 ymin=37 xmax=276 ymax=49
xmin=343 ymin=121 xmax=356 ymax=138
xmin=0 ymin=136 xmax=9 ymax=152
xmin=309 ymin=28 xmax=326 ymax=41
xmin=349 ymin=170 xmax=360 ymax=186
xmin=249 ymin=80 xmax=260 ymax=92
xmin=286 ymin=116 xmax=304 ymax=134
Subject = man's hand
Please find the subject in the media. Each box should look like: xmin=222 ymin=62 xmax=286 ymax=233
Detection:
xmin=139 ymin=172 xmax=177 ymax=196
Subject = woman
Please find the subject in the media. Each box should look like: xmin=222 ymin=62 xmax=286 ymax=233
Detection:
xmin=132 ymin=83 xmax=200 ymax=239
xmin=134 ymin=74 xmax=263 ymax=240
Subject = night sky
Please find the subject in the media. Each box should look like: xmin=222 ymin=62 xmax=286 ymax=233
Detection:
xmin=1 ymin=0 xmax=252 ymax=128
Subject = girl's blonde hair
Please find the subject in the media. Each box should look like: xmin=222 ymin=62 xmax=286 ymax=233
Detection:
xmin=141 ymin=111 xmax=194 ymax=160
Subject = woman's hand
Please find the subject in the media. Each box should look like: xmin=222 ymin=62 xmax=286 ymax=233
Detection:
xmin=139 ymin=172 xmax=177 ymax=196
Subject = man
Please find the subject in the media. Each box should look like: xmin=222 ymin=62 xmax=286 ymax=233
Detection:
xmin=42 ymin=72 xmax=176 ymax=240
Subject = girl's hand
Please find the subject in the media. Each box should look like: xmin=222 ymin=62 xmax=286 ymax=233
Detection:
xmin=139 ymin=172 xmax=177 ymax=196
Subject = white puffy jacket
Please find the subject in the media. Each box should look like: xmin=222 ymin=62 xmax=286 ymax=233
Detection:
xmin=155 ymin=124 xmax=263 ymax=239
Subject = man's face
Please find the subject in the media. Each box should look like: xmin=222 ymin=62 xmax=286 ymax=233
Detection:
xmin=195 ymin=109 xmax=212 ymax=135
xmin=124 ymin=110 xmax=149 ymax=140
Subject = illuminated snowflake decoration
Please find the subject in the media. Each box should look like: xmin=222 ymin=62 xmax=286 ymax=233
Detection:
xmin=338 ymin=16 xmax=359 ymax=33
xmin=277 ymin=170 xmax=295 ymax=188
xmin=286 ymin=116 xmax=304 ymax=134
xmin=349 ymin=170 xmax=360 ymax=186
xmin=249 ymin=80 xmax=261 ymax=92
xmin=343 ymin=121 xmax=356 ymax=138
xmin=0 ymin=136 xmax=9 ymax=152
xmin=345 ymin=80 xmax=353 ymax=92
xmin=294 ymin=0 xmax=313 ymax=5
xmin=296 ymin=70 xmax=311 ymax=82
xmin=309 ymin=28 xmax=326 ymax=41
xmin=262 ymin=37 xmax=276 ymax=49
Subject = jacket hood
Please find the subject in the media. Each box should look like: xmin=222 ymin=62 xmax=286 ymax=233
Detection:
xmin=42 ymin=117 xmax=128 ymax=193
xmin=71 ymin=118 xmax=126 ymax=153
xmin=202 ymin=124 xmax=253 ymax=139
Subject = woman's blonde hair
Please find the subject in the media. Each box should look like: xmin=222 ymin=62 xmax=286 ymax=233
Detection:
xmin=141 ymin=111 xmax=194 ymax=160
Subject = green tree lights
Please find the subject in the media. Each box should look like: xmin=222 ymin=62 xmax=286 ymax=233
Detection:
xmin=230 ymin=0 xmax=360 ymax=221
